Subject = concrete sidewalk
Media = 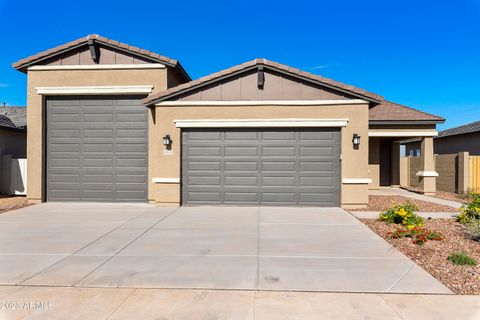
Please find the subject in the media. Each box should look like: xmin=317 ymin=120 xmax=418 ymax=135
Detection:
xmin=370 ymin=187 xmax=463 ymax=209
xmin=0 ymin=286 xmax=478 ymax=320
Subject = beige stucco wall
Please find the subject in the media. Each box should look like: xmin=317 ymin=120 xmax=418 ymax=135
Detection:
xmin=400 ymin=156 xmax=408 ymax=187
xmin=26 ymin=68 xmax=167 ymax=202
xmin=420 ymin=137 xmax=436 ymax=194
xmin=150 ymin=103 xmax=370 ymax=208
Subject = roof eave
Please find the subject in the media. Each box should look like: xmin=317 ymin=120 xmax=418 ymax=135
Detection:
xmin=0 ymin=126 xmax=26 ymax=132
xmin=13 ymin=42 xmax=87 ymax=73
xmin=437 ymin=130 xmax=480 ymax=139
xmin=144 ymin=64 xmax=259 ymax=105
xmin=262 ymin=65 xmax=383 ymax=103
xmin=12 ymin=37 xmax=191 ymax=81
xmin=144 ymin=63 xmax=382 ymax=106
xmin=369 ymin=119 xmax=445 ymax=125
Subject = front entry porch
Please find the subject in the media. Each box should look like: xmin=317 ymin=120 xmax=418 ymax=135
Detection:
xmin=369 ymin=133 xmax=438 ymax=195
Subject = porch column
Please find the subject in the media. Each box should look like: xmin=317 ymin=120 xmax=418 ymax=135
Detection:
xmin=417 ymin=137 xmax=438 ymax=195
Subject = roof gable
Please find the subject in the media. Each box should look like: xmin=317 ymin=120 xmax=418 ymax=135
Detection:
xmin=12 ymin=34 xmax=190 ymax=81
xmin=167 ymin=67 xmax=359 ymax=102
xmin=143 ymin=58 xmax=383 ymax=105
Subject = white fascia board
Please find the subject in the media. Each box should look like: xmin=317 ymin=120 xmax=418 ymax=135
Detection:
xmin=416 ymin=171 xmax=439 ymax=177
xmin=29 ymin=64 xmax=165 ymax=71
xmin=157 ymin=99 xmax=368 ymax=107
xmin=368 ymin=131 xmax=438 ymax=137
xmin=35 ymin=85 xmax=154 ymax=95
xmin=342 ymin=178 xmax=372 ymax=184
xmin=174 ymin=119 xmax=349 ymax=128
xmin=152 ymin=178 xmax=180 ymax=183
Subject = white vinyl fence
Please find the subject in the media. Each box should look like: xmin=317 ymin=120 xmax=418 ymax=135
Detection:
xmin=10 ymin=158 xmax=27 ymax=195
xmin=1 ymin=155 xmax=27 ymax=195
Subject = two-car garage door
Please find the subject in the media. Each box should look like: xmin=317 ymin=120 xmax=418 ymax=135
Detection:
xmin=46 ymin=96 xmax=148 ymax=202
xmin=182 ymin=128 xmax=340 ymax=206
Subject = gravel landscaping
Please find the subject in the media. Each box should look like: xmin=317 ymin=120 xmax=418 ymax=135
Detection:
xmin=352 ymin=195 xmax=458 ymax=212
xmin=362 ymin=218 xmax=480 ymax=295
xmin=0 ymin=196 xmax=30 ymax=213
xmin=404 ymin=188 xmax=470 ymax=204
xmin=432 ymin=191 xmax=471 ymax=204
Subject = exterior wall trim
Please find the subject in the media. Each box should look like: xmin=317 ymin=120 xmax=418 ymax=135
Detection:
xmin=28 ymin=64 xmax=166 ymax=71
xmin=174 ymin=119 xmax=349 ymax=128
xmin=157 ymin=99 xmax=368 ymax=107
xmin=369 ymin=131 xmax=438 ymax=137
xmin=342 ymin=178 xmax=372 ymax=184
xmin=35 ymin=85 xmax=154 ymax=95
xmin=416 ymin=171 xmax=439 ymax=177
xmin=152 ymin=178 xmax=180 ymax=183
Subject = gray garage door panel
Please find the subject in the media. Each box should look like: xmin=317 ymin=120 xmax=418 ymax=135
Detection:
xmin=182 ymin=129 xmax=340 ymax=206
xmin=46 ymin=96 xmax=148 ymax=202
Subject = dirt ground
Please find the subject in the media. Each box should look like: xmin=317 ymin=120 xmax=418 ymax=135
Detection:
xmin=352 ymin=195 xmax=458 ymax=212
xmin=0 ymin=196 xmax=30 ymax=213
xmin=432 ymin=191 xmax=471 ymax=204
xmin=362 ymin=218 xmax=480 ymax=295
xmin=405 ymin=188 xmax=471 ymax=204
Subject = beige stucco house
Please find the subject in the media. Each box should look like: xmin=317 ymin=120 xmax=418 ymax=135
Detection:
xmin=12 ymin=34 xmax=444 ymax=208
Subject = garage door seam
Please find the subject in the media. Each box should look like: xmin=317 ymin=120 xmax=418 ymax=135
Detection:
xmin=72 ymin=207 xmax=181 ymax=286
xmin=256 ymin=207 xmax=260 ymax=289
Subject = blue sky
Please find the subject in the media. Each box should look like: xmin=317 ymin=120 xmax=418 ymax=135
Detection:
xmin=1 ymin=0 xmax=479 ymax=130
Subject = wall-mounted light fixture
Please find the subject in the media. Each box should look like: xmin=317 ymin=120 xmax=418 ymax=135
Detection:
xmin=163 ymin=134 xmax=172 ymax=147
xmin=352 ymin=133 xmax=361 ymax=146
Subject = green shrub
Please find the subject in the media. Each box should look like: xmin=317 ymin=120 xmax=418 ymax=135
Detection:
xmin=447 ymin=251 xmax=477 ymax=266
xmin=457 ymin=193 xmax=480 ymax=224
xmin=379 ymin=202 xmax=424 ymax=229
xmin=388 ymin=226 xmax=444 ymax=245
xmin=466 ymin=219 xmax=480 ymax=241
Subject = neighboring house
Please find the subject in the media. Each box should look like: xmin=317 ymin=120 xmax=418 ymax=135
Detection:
xmin=12 ymin=34 xmax=444 ymax=208
xmin=406 ymin=121 xmax=480 ymax=156
xmin=0 ymin=107 xmax=26 ymax=158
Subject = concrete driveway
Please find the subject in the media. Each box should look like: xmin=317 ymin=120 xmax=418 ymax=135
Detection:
xmin=0 ymin=203 xmax=450 ymax=293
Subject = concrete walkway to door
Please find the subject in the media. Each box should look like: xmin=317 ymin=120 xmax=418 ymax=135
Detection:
xmin=0 ymin=203 xmax=450 ymax=293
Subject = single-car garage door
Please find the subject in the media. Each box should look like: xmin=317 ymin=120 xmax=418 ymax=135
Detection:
xmin=46 ymin=96 xmax=148 ymax=202
xmin=182 ymin=128 xmax=340 ymax=206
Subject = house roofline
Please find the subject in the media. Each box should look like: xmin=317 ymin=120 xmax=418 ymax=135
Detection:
xmin=143 ymin=58 xmax=384 ymax=106
xmin=369 ymin=120 xmax=445 ymax=125
xmin=12 ymin=34 xmax=191 ymax=81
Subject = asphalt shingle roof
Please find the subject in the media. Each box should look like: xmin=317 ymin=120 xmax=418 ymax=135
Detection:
xmin=0 ymin=107 xmax=26 ymax=130
xmin=143 ymin=58 xmax=384 ymax=105
xmin=369 ymin=101 xmax=444 ymax=122
xmin=438 ymin=120 xmax=480 ymax=138
xmin=12 ymin=34 xmax=190 ymax=81
xmin=142 ymin=58 xmax=443 ymax=123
